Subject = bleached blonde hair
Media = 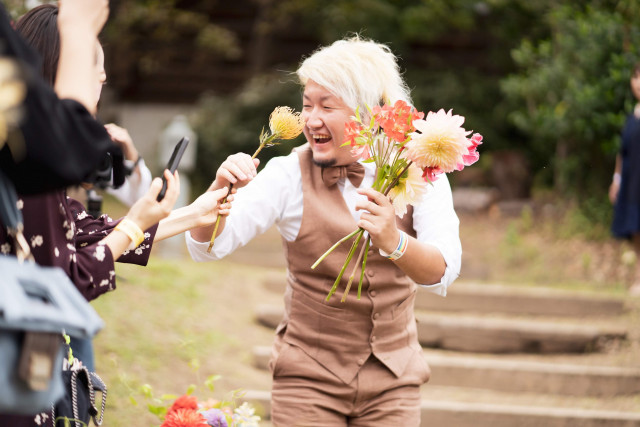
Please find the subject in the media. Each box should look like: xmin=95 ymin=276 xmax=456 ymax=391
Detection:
xmin=296 ymin=36 xmax=412 ymax=113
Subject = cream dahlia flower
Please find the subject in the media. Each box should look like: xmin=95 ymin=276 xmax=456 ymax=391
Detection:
xmin=404 ymin=109 xmax=471 ymax=172
xmin=388 ymin=163 xmax=428 ymax=218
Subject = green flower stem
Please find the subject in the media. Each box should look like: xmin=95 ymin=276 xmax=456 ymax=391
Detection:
xmin=383 ymin=161 xmax=412 ymax=196
xmin=325 ymin=230 xmax=363 ymax=301
xmin=341 ymin=234 xmax=370 ymax=302
xmin=311 ymin=227 xmax=362 ymax=269
xmin=357 ymin=237 xmax=371 ymax=299
xmin=207 ymin=132 xmax=280 ymax=253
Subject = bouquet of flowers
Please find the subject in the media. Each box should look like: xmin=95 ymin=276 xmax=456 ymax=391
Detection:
xmin=135 ymin=375 xmax=261 ymax=427
xmin=207 ymin=106 xmax=305 ymax=252
xmin=159 ymin=394 xmax=260 ymax=427
xmin=311 ymin=100 xmax=482 ymax=302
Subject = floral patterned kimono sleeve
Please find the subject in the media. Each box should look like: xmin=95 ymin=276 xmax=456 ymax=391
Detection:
xmin=68 ymin=198 xmax=158 ymax=301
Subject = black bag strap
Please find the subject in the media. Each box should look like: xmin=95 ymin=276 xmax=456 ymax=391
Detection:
xmin=0 ymin=168 xmax=21 ymax=229
xmin=0 ymin=168 xmax=32 ymax=260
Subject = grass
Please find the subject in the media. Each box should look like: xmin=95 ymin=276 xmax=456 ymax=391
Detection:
xmin=92 ymin=258 xmax=280 ymax=426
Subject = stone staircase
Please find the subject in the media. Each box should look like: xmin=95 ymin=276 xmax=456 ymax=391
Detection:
xmin=241 ymin=274 xmax=640 ymax=427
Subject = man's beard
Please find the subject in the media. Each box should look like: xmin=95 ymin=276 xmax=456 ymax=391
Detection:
xmin=312 ymin=158 xmax=337 ymax=168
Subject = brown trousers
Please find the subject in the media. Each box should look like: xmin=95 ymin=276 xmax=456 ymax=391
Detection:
xmin=270 ymin=341 xmax=428 ymax=427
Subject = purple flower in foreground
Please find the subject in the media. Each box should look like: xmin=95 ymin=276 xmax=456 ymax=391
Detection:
xmin=201 ymin=409 xmax=228 ymax=427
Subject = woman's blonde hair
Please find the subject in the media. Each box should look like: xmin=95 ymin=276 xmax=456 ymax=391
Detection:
xmin=296 ymin=36 xmax=412 ymax=112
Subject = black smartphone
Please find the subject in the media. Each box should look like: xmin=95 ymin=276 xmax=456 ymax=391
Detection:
xmin=157 ymin=137 xmax=189 ymax=201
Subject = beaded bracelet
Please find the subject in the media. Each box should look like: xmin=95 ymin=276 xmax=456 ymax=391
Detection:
xmin=381 ymin=230 xmax=409 ymax=261
xmin=114 ymin=218 xmax=144 ymax=248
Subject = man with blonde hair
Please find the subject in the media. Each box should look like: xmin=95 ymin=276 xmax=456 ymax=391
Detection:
xmin=188 ymin=36 xmax=462 ymax=426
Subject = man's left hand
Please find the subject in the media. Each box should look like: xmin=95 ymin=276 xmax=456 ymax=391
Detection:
xmin=355 ymin=187 xmax=399 ymax=253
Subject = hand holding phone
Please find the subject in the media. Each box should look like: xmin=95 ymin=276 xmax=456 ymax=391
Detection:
xmin=157 ymin=137 xmax=189 ymax=201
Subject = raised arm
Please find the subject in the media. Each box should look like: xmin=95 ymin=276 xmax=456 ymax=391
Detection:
xmin=55 ymin=0 xmax=109 ymax=114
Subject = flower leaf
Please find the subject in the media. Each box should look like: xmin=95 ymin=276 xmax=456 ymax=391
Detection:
xmin=186 ymin=384 xmax=197 ymax=395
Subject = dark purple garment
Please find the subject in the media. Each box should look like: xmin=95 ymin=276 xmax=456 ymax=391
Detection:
xmin=0 ymin=192 xmax=157 ymax=425
xmin=612 ymin=113 xmax=640 ymax=239
xmin=0 ymin=190 xmax=157 ymax=301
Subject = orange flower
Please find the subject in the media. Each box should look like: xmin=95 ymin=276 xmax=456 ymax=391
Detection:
xmin=373 ymin=100 xmax=423 ymax=143
xmin=168 ymin=395 xmax=199 ymax=415
xmin=161 ymin=408 xmax=209 ymax=427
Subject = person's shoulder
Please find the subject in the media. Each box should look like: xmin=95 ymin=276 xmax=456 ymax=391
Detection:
xmin=264 ymin=146 xmax=304 ymax=173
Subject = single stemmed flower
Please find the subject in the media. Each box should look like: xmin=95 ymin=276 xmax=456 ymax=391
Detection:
xmin=312 ymin=102 xmax=482 ymax=302
xmin=207 ymin=106 xmax=304 ymax=252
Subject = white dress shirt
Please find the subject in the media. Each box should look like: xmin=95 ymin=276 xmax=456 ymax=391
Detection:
xmin=106 ymin=158 xmax=153 ymax=207
xmin=186 ymin=150 xmax=462 ymax=296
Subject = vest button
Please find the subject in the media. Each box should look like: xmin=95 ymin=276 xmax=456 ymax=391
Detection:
xmin=366 ymin=270 xmax=375 ymax=277
xmin=369 ymin=290 xmax=377 ymax=297
xmin=371 ymin=335 xmax=377 ymax=342
xmin=357 ymin=358 xmax=365 ymax=366
xmin=373 ymin=312 xmax=380 ymax=320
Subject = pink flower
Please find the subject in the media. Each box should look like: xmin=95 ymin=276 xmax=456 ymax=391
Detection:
xmin=422 ymin=166 xmax=444 ymax=183
xmin=351 ymin=143 xmax=371 ymax=160
xmin=456 ymin=133 xmax=483 ymax=170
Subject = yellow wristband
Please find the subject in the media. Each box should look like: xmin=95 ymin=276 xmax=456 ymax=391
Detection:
xmin=115 ymin=218 xmax=145 ymax=248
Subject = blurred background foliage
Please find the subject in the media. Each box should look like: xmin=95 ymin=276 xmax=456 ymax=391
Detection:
xmin=8 ymin=0 xmax=640 ymax=229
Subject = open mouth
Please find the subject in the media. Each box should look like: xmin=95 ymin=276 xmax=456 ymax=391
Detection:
xmin=312 ymin=134 xmax=332 ymax=145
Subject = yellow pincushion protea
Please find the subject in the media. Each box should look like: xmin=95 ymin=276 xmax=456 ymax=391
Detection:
xmin=208 ymin=105 xmax=304 ymax=252
xmin=268 ymin=106 xmax=305 ymax=141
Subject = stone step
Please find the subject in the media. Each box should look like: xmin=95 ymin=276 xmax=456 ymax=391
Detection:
xmin=241 ymin=390 xmax=640 ymax=427
xmin=254 ymin=305 xmax=627 ymax=354
xmin=261 ymin=275 xmax=627 ymax=317
xmin=416 ymin=312 xmax=626 ymax=353
xmin=415 ymin=282 xmax=627 ymax=317
xmin=251 ymin=346 xmax=640 ymax=397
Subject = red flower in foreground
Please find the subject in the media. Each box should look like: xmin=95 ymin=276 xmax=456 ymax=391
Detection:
xmin=161 ymin=408 xmax=209 ymax=427
xmin=168 ymin=395 xmax=199 ymax=415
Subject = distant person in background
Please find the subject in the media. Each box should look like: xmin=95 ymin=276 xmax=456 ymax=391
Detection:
xmin=610 ymin=63 xmax=640 ymax=296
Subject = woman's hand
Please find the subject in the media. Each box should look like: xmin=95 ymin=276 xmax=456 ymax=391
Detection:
xmin=126 ymin=169 xmax=179 ymax=231
xmin=355 ymin=187 xmax=399 ymax=253
xmin=213 ymin=153 xmax=260 ymax=190
xmin=105 ymin=123 xmax=138 ymax=161
xmin=58 ymin=0 xmax=109 ymax=37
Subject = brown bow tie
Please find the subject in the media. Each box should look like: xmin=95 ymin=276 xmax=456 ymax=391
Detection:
xmin=321 ymin=162 xmax=365 ymax=188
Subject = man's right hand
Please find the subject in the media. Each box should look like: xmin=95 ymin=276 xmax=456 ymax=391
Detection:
xmin=212 ymin=153 xmax=260 ymax=190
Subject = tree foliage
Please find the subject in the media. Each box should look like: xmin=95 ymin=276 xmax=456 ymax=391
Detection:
xmin=501 ymin=0 xmax=640 ymax=196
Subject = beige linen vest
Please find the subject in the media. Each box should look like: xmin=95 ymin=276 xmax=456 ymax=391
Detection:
xmin=278 ymin=145 xmax=422 ymax=384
